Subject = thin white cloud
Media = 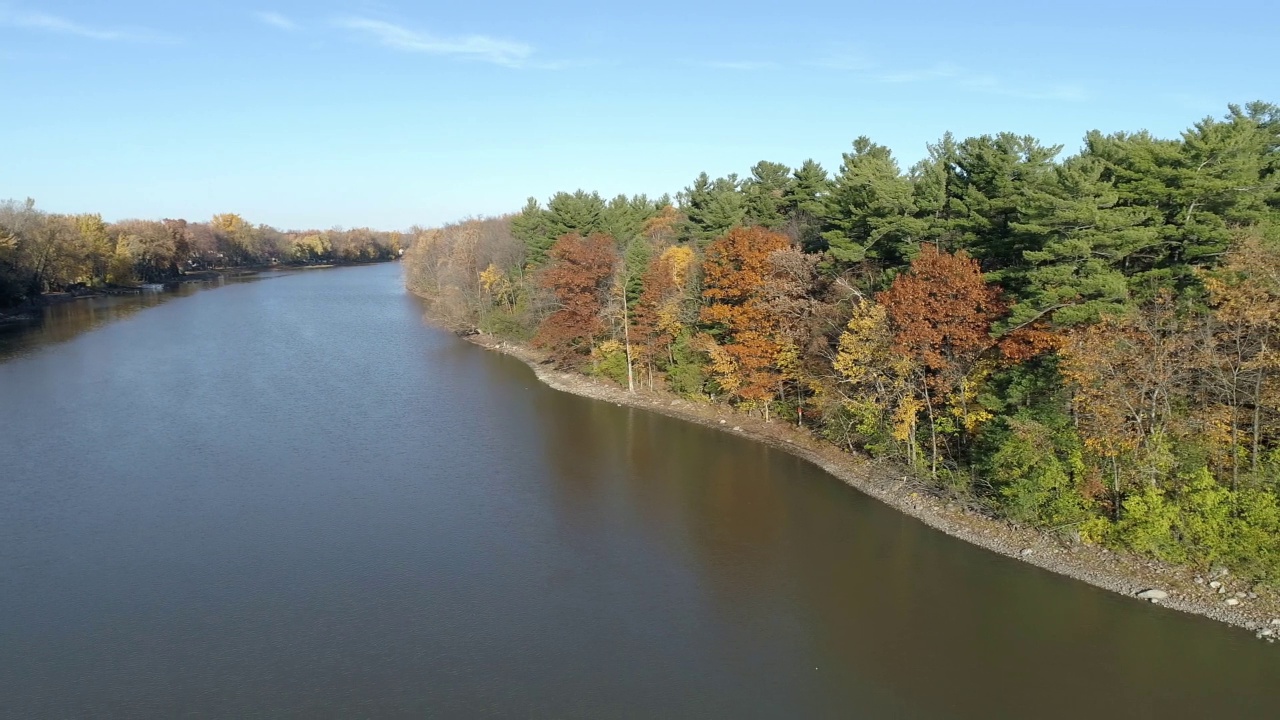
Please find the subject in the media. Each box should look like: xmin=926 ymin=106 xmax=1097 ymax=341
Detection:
xmin=806 ymin=47 xmax=874 ymax=72
xmin=705 ymin=60 xmax=777 ymax=71
xmin=801 ymin=44 xmax=1084 ymax=102
xmin=0 ymin=6 xmax=176 ymax=43
xmin=861 ymin=61 xmax=1086 ymax=102
xmin=254 ymin=11 xmax=297 ymax=32
xmin=991 ymin=83 xmax=1088 ymax=102
xmin=333 ymin=17 xmax=533 ymax=68
xmin=875 ymin=62 xmax=962 ymax=84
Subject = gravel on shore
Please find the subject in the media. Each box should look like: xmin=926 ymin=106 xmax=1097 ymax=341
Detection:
xmin=468 ymin=333 xmax=1280 ymax=642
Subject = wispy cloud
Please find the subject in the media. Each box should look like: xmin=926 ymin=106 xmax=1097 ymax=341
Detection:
xmin=991 ymin=83 xmax=1087 ymax=102
xmin=254 ymin=11 xmax=297 ymax=32
xmin=807 ymin=48 xmax=874 ymax=72
xmin=333 ymin=17 xmax=533 ymax=68
xmin=705 ymin=60 xmax=778 ymax=71
xmin=825 ymin=58 xmax=1087 ymax=102
xmin=874 ymin=62 xmax=962 ymax=84
xmin=0 ymin=6 xmax=176 ymax=43
xmin=799 ymin=45 xmax=1085 ymax=102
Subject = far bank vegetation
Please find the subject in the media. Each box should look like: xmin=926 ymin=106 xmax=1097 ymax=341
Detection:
xmin=0 ymin=204 xmax=404 ymax=307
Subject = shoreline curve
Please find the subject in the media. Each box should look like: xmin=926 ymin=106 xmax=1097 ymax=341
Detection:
xmin=462 ymin=331 xmax=1280 ymax=642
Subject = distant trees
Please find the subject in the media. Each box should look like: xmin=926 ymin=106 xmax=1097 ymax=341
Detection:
xmin=403 ymin=216 xmax=521 ymax=333
xmin=0 ymin=201 xmax=403 ymax=308
xmin=402 ymin=101 xmax=1280 ymax=588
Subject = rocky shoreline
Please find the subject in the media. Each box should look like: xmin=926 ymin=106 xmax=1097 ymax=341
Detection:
xmin=466 ymin=332 xmax=1280 ymax=643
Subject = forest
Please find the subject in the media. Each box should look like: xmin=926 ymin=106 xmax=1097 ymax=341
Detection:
xmin=405 ymin=102 xmax=1280 ymax=587
xmin=0 ymin=201 xmax=404 ymax=307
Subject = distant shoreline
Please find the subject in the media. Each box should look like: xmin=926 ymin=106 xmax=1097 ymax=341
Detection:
xmin=0 ymin=259 xmax=397 ymax=323
xmin=458 ymin=329 xmax=1280 ymax=642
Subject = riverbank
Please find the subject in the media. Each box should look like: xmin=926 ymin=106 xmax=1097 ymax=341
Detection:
xmin=0 ymin=273 xmax=240 ymax=323
xmin=1 ymin=260 xmax=396 ymax=323
xmin=464 ymin=332 xmax=1280 ymax=641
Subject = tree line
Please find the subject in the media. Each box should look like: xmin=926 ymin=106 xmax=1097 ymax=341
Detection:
xmin=418 ymin=101 xmax=1280 ymax=586
xmin=0 ymin=200 xmax=404 ymax=307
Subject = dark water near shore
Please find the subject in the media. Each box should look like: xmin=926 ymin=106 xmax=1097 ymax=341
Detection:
xmin=1 ymin=263 xmax=1277 ymax=718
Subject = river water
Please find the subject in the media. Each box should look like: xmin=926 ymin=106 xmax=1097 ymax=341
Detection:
xmin=1 ymin=263 xmax=1276 ymax=718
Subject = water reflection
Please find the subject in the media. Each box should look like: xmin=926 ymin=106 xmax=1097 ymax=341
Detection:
xmin=528 ymin=364 xmax=1280 ymax=718
xmin=0 ymin=264 xmax=1276 ymax=718
xmin=0 ymin=273 xmax=275 ymax=362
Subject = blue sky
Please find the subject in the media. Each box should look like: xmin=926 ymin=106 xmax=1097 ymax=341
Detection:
xmin=2 ymin=1 xmax=1275 ymax=230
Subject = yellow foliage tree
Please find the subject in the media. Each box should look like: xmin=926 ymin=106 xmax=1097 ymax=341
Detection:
xmin=833 ymin=301 xmax=921 ymax=463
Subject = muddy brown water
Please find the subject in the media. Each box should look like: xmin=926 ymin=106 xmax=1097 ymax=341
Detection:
xmin=1 ymin=263 xmax=1276 ymax=718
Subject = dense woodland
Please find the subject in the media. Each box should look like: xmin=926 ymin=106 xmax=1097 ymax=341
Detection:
xmin=407 ymin=102 xmax=1280 ymax=586
xmin=0 ymin=201 xmax=403 ymax=307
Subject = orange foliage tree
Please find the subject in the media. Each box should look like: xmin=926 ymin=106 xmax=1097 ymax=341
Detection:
xmin=877 ymin=244 xmax=1007 ymax=475
xmin=699 ymin=226 xmax=792 ymax=416
xmin=533 ymin=233 xmax=619 ymax=366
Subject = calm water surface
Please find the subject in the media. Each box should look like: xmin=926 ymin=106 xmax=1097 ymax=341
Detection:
xmin=1 ymin=263 xmax=1277 ymax=718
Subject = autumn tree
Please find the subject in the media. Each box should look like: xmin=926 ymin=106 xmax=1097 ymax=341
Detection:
xmin=534 ymin=233 xmax=619 ymax=366
xmin=758 ymin=246 xmax=824 ymax=424
xmin=1059 ymin=292 xmax=1194 ymax=511
xmin=699 ymin=226 xmax=792 ymax=416
xmin=832 ymin=301 xmax=920 ymax=460
xmin=632 ymin=245 xmax=697 ymax=389
xmin=642 ymin=204 xmax=681 ymax=248
xmin=401 ymin=217 xmax=523 ymax=333
xmin=878 ymin=244 xmax=1007 ymax=476
xmin=1197 ymin=228 xmax=1280 ymax=485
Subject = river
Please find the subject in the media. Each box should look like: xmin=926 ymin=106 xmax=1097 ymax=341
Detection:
xmin=1 ymin=262 xmax=1276 ymax=718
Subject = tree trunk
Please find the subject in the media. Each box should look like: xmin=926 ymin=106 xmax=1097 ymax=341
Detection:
xmin=621 ymin=286 xmax=634 ymax=393
xmin=1253 ymin=366 xmax=1264 ymax=475
xmin=923 ymin=383 xmax=939 ymax=478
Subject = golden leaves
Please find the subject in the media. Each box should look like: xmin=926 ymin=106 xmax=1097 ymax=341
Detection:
xmin=659 ymin=244 xmax=694 ymax=288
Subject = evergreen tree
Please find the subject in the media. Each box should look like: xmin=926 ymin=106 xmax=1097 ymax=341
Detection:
xmin=946 ymin=133 xmax=1061 ymax=286
xmin=681 ymin=173 xmax=746 ymax=243
xmin=622 ymin=235 xmax=651 ymax=306
xmin=742 ymin=160 xmax=792 ymax=229
xmin=912 ymin=132 xmax=961 ymax=250
xmin=1011 ymin=154 xmax=1160 ymax=326
xmin=782 ymin=159 xmax=831 ymax=251
xmin=600 ymin=194 xmax=660 ymax=246
xmin=822 ymin=137 xmax=921 ymax=269
xmin=546 ymin=190 xmax=606 ymax=240
xmin=511 ymin=197 xmax=555 ymax=266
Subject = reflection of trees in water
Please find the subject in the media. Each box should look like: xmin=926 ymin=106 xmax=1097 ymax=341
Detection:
xmin=533 ymin=389 xmax=622 ymax=523
xmin=0 ymin=279 xmax=255 ymax=361
xmin=530 ymin=389 xmax=1280 ymax=716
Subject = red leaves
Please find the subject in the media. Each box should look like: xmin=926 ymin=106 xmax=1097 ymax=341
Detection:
xmin=998 ymin=324 xmax=1062 ymax=363
xmin=878 ymin=244 xmax=1007 ymax=388
xmin=533 ymin=233 xmax=618 ymax=365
